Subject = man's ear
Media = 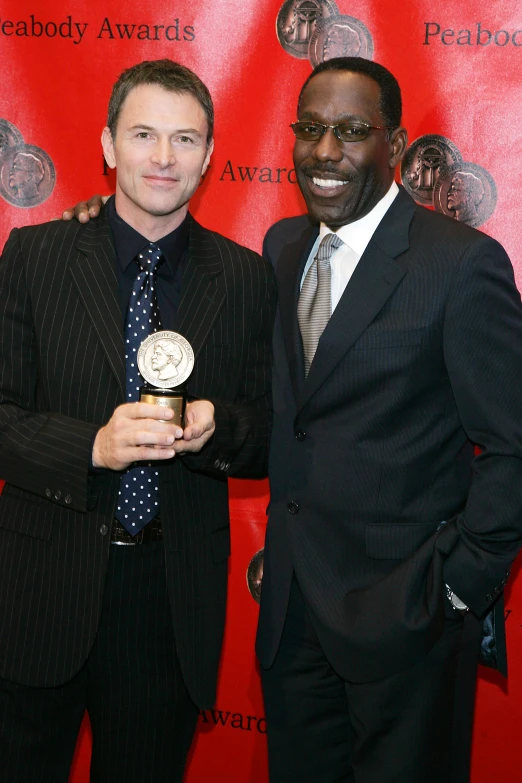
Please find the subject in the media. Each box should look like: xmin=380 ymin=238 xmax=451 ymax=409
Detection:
xmin=201 ymin=138 xmax=214 ymax=177
xmin=101 ymin=127 xmax=116 ymax=170
xmin=389 ymin=127 xmax=408 ymax=169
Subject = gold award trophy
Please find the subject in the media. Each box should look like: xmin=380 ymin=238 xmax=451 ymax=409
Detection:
xmin=137 ymin=331 xmax=195 ymax=427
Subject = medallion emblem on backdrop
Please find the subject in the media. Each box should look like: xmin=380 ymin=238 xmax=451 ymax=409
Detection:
xmin=0 ymin=119 xmax=55 ymax=208
xmin=277 ymin=0 xmax=339 ymax=59
xmin=0 ymin=119 xmax=23 ymax=154
xmin=401 ymin=135 xmax=497 ymax=228
xmin=309 ymin=15 xmax=373 ymax=67
xmin=401 ymin=135 xmax=462 ymax=207
xmin=246 ymin=548 xmax=264 ymax=604
xmin=276 ymin=0 xmax=374 ymax=65
xmin=433 ymin=163 xmax=497 ymax=229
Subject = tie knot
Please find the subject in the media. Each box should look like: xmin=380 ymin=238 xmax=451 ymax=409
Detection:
xmin=317 ymin=233 xmax=343 ymax=262
xmin=136 ymin=243 xmax=164 ymax=273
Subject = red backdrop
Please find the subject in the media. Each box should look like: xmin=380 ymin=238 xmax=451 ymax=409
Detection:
xmin=1 ymin=1 xmax=522 ymax=780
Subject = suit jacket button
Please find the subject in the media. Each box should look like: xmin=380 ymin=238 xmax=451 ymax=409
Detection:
xmin=54 ymin=490 xmax=62 ymax=501
xmin=486 ymin=593 xmax=493 ymax=602
xmin=45 ymin=488 xmax=52 ymax=498
xmin=214 ymin=459 xmax=221 ymax=469
xmin=287 ymin=501 xmax=300 ymax=515
xmin=64 ymin=494 xmax=72 ymax=505
xmin=295 ymin=429 xmax=306 ymax=441
xmin=99 ymin=524 xmax=109 ymax=536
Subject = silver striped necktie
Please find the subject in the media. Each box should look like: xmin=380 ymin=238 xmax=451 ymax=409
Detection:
xmin=298 ymin=233 xmax=343 ymax=376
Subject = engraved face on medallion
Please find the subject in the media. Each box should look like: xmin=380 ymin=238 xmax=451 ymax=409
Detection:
xmin=433 ymin=163 xmax=497 ymax=228
xmin=137 ymin=331 xmax=194 ymax=389
xmin=309 ymin=15 xmax=374 ymax=67
xmin=401 ymin=135 xmax=463 ymax=206
xmin=246 ymin=548 xmax=264 ymax=604
xmin=276 ymin=0 xmax=339 ymax=59
xmin=0 ymin=119 xmax=23 ymax=158
xmin=0 ymin=143 xmax=56 ymax=208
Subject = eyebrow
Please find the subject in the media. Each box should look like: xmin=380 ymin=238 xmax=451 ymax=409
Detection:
xmin=297 ymin=112 xmax=369 ymax=123
xmin=128 ymin=124 xmax=203 ymax=137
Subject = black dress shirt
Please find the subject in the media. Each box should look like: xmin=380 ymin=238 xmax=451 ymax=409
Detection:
xmin=106 ymin=195 xmax=189 ymax=329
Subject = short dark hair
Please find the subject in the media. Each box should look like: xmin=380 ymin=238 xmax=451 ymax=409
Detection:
xmin=297 ymin=57 xmax=402 ymax=130
xmin=107 ymin=59 xmax=214 ymax=144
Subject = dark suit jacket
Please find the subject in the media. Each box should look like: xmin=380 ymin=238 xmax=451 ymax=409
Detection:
xmin=257 ymin=186 xmax=522 ymax=682
xmin=0 ymin=208 xmax=276 ymax=708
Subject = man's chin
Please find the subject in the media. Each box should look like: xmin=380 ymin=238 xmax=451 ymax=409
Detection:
xmin=301 ymin=187 xmax=358 ymax=228
xmin=305 ymin=201 xmax=354 ymax=228
xmin=141 ymin=201 xmax=185 ymax=218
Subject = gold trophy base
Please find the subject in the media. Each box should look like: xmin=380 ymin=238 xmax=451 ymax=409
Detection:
xmin=140 ymin=387 xmax=187 ymax=427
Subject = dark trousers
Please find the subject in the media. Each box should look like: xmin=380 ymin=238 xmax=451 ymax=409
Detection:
xmin=0 ymin=541 xmax=198 ymax=783
xmin=261 ymin=576 xmax=483 ymax=783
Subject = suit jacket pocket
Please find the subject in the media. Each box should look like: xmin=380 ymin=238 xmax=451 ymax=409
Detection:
xmin=353 ymin=326 xmax=426 ymax=350
xmin=365 ymin=520 xmax=438 ymax=560
xmin=211 ymin=525 xmax=231 ymax=562
xmin=0 ymin=487 xmax=53 ymax=541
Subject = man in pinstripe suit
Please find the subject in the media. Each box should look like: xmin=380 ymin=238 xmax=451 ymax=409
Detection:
xmin=0 ymin=59 xmax=276 ymax=782
xmin=256 ymin=58 xmax=522 ymax=782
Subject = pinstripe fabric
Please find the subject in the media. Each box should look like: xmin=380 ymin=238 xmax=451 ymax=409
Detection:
xmin=258 ymin=186 xmax=522 ymax=684
xmin=256 ymin=185 xmax=522 ymax=781
xmin=87 ymin=543 xmax=197 ymax=782
xmin=261 ymin=576 xmax=482 ymax=783
xmin=0 ymin=676 xmax=86 ymax=782
xmin=0 ymin=543 xmax=197 ymax=782
xmin=0 ymin=208 xmax=276 ymax=715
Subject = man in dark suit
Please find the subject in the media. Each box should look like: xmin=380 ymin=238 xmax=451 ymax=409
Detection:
xmin=257 ymin=57 xmax=522 ymax=782
xmin=0 ymin=59 xmax=275 ymax=782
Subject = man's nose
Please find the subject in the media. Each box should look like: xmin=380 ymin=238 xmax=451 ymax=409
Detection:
xmin=151 ymin=137 xmax=175 ymax=166
xmin=312 ymin=128 xmax=344 ymax=162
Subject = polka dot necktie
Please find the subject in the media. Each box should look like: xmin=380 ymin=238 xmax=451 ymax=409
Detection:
xmin=115 ymin=243 xmax=164 ymax=535
xmin=298 ymin=233 xmax=343 ymax=376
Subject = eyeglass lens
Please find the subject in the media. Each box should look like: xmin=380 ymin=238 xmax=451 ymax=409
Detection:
xmin=292 ymin=122 xmax=371 ymax=142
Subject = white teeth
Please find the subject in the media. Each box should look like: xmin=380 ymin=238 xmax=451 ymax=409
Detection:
xmin=311 ymin=177 xmax=348 ymax=188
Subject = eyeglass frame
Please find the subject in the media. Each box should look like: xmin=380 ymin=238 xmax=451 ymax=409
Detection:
xmin=290 ymin=120 xmax=395 ymax=143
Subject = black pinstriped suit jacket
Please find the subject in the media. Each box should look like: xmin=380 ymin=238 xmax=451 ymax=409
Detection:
xmin=0 ymin=208 xmax=276 ymax=708
xmin=257 ymin=186 xmax=522 ymax=681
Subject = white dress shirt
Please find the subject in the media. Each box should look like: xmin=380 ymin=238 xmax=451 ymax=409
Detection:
xmin=300 ymin=181 xmax=399 ymax=311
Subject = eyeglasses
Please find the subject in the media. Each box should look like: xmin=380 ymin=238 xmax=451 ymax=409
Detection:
xmin=290 ymin=121 xmax=393 ymax=143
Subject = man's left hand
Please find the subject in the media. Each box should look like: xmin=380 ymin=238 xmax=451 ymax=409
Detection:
xmin=176 ymin=400 xmax=216 ymax=454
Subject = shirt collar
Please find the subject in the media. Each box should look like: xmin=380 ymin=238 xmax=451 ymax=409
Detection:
xmin=319 ymin=181 xmax=399 ymax=257
xmin=106 ymin=195 xmax=189 ymax=272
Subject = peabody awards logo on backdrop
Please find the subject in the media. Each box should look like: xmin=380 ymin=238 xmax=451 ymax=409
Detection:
xmin=276 ymin=0 xmax=373 ymax=66
xmin=0 ymin=14 xmax=195 ymax=44
xmin=401 ymin=135 xmax=496 ymax=228
xmin=0 ymin=119 xmax=55 ymax=208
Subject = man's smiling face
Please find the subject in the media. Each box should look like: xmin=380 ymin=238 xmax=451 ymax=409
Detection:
xmin=102 ymin=83 xmax=213 ymax=237
xmin=293 ymin=70 xmax=405 ymax=228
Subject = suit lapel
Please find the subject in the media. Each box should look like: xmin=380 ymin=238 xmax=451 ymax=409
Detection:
xmin=276 ymin=223 xmax=319 ymax=400
xmin=176 ymin=216 xmax=226 ymax=364
xmin=297 ymin=187 xmax=416 ymax=413
xmin=71 ymin=210 xmax=125 ymax=396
